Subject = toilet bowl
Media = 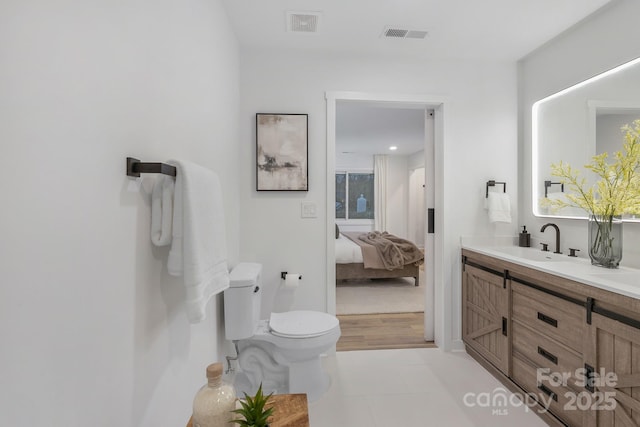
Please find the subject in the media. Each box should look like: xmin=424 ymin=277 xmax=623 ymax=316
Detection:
xmin=224 ymin=263 xmax=341 ymax=402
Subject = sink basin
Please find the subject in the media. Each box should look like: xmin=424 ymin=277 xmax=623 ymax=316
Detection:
xmin=489 ymin=246 xmax=567 ymax=262
xmin=588 ymin=271 xmax=640 ymax=287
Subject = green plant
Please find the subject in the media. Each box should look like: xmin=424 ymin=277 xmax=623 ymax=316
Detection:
xmin=230 ymin=384 xmax=274 ymax=427
xmin=542 ymin=119 xmax=640 ymax=216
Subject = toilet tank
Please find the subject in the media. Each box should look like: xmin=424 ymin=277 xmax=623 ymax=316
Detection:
xmin=224 ymin=263 xmax=263 ymax=340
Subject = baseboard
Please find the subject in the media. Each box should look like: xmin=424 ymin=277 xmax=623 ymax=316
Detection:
xmin=450 ymin=338 xmax=465 ymax=352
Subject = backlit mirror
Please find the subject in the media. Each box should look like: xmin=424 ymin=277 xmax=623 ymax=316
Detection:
xmin=533 ymin=56 xmax=640 ymax=220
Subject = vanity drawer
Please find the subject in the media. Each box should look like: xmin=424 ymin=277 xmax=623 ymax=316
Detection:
xmin=512 ymin=320 xmax=582 ymax=390
xmin=511 ymin=281 xmax=585 ymax=353
xmin=512 ymin=354 xmax=583 ymax=427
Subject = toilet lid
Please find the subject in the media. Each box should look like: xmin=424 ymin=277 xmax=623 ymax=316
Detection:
xmin=269 ymin=311 xmax=339 ymax=338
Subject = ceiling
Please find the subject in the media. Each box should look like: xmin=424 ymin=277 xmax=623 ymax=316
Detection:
xmin=336 ymin=103 xmax=426 ymax=156
xmin=222 ymin=0 xmax=615 ymax=157
xmin=221 ymin=0 xmax=613 ymax=61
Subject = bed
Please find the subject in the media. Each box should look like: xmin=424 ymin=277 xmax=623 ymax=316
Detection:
xmin=335 ymin=231 xmax=423 ymax=286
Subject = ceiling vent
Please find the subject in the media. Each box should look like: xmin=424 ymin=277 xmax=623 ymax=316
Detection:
xmin=287 ymin=11 xmax=321 ymax=33
xmin=382 ymin=27 xmax=428 ymax=40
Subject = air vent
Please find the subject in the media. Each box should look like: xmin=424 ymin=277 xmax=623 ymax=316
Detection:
xmin=287 ymin=11 xmax=321 ymax=33
xmin=384 ymin=28 xmax=408 ymax=38
xmin=382 ymin=27 xmax=428 ymax=40
xmin=406 ymin=30 xmax=429 ymax=39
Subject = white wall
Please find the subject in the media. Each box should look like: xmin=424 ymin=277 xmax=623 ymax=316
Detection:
xmin=238 ymin=49 xmax=518 ymax=348
xmin=519 ymin=0 xmax=640 ymax=266
xmin=336 ymin=153 xmax=374 ymax=170
xmin=386 ymin=155 xmax=410 ymax=238
xmin=0 ymin=1 xmax=239 ymax=426
xmin=409 ymin=150 xmax=426 ymax=170
xmin=597 ymin=113 xmax=639 ymax=154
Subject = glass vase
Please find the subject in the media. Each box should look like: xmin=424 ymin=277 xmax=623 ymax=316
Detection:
xmin=588 ymin=215 xmax=623 ymax=268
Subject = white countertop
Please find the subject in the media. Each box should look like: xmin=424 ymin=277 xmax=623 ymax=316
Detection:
xmin=461 ymin=236 xmax=640 ymax=300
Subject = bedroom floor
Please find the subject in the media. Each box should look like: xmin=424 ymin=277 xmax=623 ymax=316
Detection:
xmin=336 ymin=277 xmax=424 ymax=315
xmin=336 ymin=271 xmax=431 ymax=351
xmin=337 ymin=312 xmax=436 ymax=351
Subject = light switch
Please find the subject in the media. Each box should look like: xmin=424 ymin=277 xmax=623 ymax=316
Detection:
xmin=301 ymin=201 xmax=317 ymax=218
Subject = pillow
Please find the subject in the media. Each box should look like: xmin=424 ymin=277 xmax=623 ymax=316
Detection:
xmin=335 ymin=223 xmax=340 ymax=239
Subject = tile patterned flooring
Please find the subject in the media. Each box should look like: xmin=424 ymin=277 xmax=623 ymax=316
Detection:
xmin=308 ymin=348 xmax=548 ymax=427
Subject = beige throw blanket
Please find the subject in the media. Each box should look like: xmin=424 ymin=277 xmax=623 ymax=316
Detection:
xmin=343 ymin=231 xmax=424 ymax=271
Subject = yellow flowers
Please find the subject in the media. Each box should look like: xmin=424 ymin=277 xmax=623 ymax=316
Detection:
xmin=543 ymin=119 xmax=640 ymax=216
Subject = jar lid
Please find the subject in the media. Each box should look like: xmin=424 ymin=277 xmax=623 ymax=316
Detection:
xmin=206 ymin=363 xmax=223 ymax=380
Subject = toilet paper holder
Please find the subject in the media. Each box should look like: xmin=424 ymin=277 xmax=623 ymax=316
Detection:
xmin=281 ymin=272 xmax=302 ymax=280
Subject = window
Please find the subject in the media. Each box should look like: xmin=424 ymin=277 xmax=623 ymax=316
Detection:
xmin=335 ymin=172 xmax=374 ymax=219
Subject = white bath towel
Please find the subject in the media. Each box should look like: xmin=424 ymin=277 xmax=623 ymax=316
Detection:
xmin=486 ymin=192 xmax=512 ymax=223
xmin=150 ymin=175 xmax=175 ymax=246
xmin=167 ymin=160 xmax=230 ymax=323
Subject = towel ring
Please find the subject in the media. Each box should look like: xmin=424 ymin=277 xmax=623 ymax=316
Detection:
xmin=544 ymin=180 xmax=564 ymax=198
xmin=486 ymin=180 xmax=506 ymax=198
xmin=126 ymin=157 xmax=177 ymax=177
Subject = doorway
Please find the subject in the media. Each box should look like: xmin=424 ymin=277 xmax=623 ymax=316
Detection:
xmin=325 ymin=91 xmax=443 ymax=348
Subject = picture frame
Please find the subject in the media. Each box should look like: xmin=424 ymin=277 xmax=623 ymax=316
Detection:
xmin=256 ymin=113 xmax=309 ymax=191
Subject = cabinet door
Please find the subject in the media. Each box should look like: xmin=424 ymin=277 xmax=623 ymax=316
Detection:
xmin=462 ymin=263 xmax=509 ymax=374
xmin=584 ymin=312 xmax=640 ymax=427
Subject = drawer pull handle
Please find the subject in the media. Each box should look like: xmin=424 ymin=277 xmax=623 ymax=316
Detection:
xmin=537 ymin=346 xmax=558 ymax=365
xmin=585 ymin=364 xmax=595 ymax=393
xmin=538 ymin=384 xmax=558 ymax=402
xmin=537 ymin=312 xmax=558 ymax=328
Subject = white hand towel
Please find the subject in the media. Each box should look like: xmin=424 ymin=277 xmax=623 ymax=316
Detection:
xmin=167 ymin=160 xmax=230 ymax=323
xmin=150 ymin=175 xmax=175 ymax=246
xmin=486 ymin=192 xmax=512 ymax=223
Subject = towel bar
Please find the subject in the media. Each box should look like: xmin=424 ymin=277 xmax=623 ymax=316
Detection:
xmin=485 ymin=180 xmax=506 ymax=198
xmin=544 ymin=180 xmax=564 ymax=198
xmin=126 ymin=157 xmax=177 ymax=177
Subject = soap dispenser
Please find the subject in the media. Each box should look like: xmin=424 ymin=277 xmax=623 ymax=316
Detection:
xmin=519 ymin=226 xmax=531 ymax=247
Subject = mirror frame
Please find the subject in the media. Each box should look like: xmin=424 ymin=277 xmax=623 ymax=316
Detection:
xmin=532 ymin=55 xmax=640 ymax=220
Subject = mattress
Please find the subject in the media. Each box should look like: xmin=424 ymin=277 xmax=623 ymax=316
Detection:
xmin=335 ymin=233 xmax=363 ymax=264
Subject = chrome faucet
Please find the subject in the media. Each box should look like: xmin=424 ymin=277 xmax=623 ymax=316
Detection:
xmin=540 ymin=223 xmax=561 ymax=254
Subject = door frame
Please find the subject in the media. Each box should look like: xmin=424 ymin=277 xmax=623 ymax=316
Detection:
xmin=325 ymin=91 xmax=446 ymax=346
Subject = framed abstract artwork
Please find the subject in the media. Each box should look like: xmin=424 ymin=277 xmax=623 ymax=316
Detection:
xmin=256 ymin=113 xmax=308 ymax=191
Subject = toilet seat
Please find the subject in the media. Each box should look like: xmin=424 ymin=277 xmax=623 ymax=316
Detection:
xmin=269 ymin=311 xmax=339 ymax=338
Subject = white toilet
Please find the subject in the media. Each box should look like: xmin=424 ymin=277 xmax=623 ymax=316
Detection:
xmin=224 ymin=263 xmax=341 ymax=402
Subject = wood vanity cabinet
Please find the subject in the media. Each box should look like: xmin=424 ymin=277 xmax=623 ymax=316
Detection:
xmin=509 ymin=270 xmax=588 ymax=427
xmin=585 ymin=311 xmax=640 ymax=426
xmin=462 ymin=249 xmax=640 ymax=427
xmin=461 ymin=255 xmax=509 ymax=375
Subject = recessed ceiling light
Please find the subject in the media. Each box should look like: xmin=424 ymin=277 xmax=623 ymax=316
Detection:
xmin=389 ymin=146 xmax=398 ymax=151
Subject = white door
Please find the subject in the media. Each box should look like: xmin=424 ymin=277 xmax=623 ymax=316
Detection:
xmin=423 ymin=109 xmax=436 ymax=341
xmin=408 ymin=167 xmax=426 ymax=248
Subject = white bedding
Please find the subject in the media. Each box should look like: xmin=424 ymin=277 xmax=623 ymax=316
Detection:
xmin=335 ymin=233 xmax=363 ymax=264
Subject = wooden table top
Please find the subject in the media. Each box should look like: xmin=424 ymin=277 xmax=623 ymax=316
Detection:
xmin=187 ymin=393 xmax=309 ymax=427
